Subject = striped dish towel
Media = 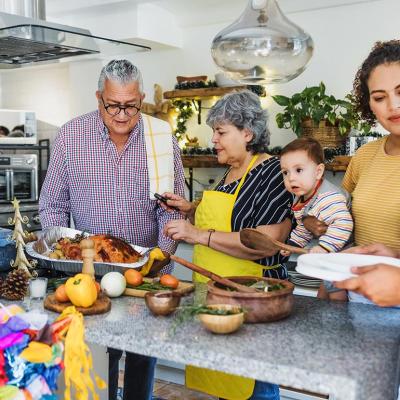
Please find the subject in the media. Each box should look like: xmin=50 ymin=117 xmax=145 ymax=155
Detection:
xmin=143 ymin=115 xmax=174 ymax=199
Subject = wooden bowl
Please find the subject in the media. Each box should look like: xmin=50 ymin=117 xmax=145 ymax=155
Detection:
xmin=144 ymin=291 xmax=181 ymax=316
xmin=198 ymin=304 xmax=244 ymax=334
xmin=206 ymin=276 xmax=294 ymax=323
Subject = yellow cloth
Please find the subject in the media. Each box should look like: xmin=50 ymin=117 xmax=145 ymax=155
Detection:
xmin=143 ymin=115 xmax=174 ymax=199
xmin=56 ymin=306 xmax=106 ymax=400
xmin=342 ymin=137 xmax=400 ymax=248
xmin=186 ymin=155 xmax=263 ymax=400
xmin=20 ymin=341 xmax=52 ymax=363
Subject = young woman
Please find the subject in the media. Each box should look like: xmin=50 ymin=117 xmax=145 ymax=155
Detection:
xmin=306 ymin=40 xmax=400 ymax=305
xmin=342 ymin=39 xmax=400 ymax=249
xmin=305 ymin=40 xmax=400 ymax=250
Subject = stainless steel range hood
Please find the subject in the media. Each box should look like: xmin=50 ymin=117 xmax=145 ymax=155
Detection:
xmin=0 ymin=0 xmax=150 ymax=68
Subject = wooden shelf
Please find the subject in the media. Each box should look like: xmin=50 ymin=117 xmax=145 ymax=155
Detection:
xmin=325 ymin=155 xmax=352 ymax=172
xmin=182 ymin=154 xmax=351 ymax=171
xmin=164 ymin=86 xmax=246 ymax=100
xmin=181 ymin=154 xmax=223 ymax=168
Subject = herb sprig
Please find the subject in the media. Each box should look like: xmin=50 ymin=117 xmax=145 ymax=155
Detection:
xmin=127 ymin=282 xmax=172 ymax=292
xmin=171 ymin=304 xmax=244 ymax=334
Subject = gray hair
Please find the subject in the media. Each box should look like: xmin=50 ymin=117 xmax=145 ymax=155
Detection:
xmin=98 ymin=59 xmax=143 ymax=93
xmin=206 ymin=90 xmax=270 ymax=154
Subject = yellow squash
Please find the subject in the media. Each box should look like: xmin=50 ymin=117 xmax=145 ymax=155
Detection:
xmin=65 ymin=273 xmax=97 ymax=308
xmin=140 ymin=248 xmax=166 ymax=276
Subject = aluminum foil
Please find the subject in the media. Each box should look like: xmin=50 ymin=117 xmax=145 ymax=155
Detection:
xmin=25 ymin=226 xmax=149 ymax=276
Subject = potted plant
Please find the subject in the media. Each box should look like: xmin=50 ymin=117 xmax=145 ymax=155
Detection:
xmin=272 ymin=82 xmax=370 ymax=148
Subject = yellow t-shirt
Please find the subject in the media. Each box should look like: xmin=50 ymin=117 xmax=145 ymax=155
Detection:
xmin=342 ymin=137 xmax=400 ymax=248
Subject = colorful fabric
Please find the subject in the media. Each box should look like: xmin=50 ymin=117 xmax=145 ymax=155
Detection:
xmin=20 ymin=342 xmax=52 ymax=364
xmin=56 ymin=306 xmax=106 ymax=400
xmin=342 ymin=137 xmax=400 ymax=248
xmin=0 ymin=304 xmax=105 ymax=400
xmin=39 ymin=111 xmax=185 ymax=272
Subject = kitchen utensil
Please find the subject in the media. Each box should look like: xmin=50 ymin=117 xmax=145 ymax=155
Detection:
xmin=240 ymin=228 xmax=308 ymax=255
xmin=170 ymin=255 xmax=259 ymax=293
xmin=206 ymin=276 xmax=294 ymax=323
xmin=296 ymin=253 xmax=400 ymax=282
xmin=80 ymin=238 xmax=95 ymax=278
xmin=144 ymin=291 xmax=181 ymax=316
xmin=124 ymin=278 xmax=194 ymax=298
xmin=198 ymin=304 xmax=244 ymax=334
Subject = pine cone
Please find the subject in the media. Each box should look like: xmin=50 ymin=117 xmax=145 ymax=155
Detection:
xmin=1 ymin=269 xmax=29 ymax=300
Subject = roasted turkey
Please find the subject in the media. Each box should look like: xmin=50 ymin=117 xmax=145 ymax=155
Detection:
xmin=56 ymin=234 xmax=141 ymax=263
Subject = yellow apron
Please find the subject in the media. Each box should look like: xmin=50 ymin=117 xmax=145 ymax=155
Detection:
xmin=186 ymin=155 xmax=263 ymax=400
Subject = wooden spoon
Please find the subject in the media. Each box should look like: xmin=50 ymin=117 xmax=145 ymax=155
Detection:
xmin=170 ymin=255 xmax=258 ymax=293
xmin=240 ymin=228 xmax=308 ymax=255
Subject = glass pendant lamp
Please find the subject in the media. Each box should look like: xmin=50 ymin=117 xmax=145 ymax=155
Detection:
xmin=211 ymin=0 xmax=313 ymax=84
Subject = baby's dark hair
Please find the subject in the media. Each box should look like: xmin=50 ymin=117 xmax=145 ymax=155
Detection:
xmin=280 ymin=137 xmax=324 ymax=165
xmin=353 ymin=40 xmax=400 ymax=125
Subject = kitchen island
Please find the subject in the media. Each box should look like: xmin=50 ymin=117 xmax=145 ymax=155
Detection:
xmin=29 ymin=287 xmax=400 ymax=400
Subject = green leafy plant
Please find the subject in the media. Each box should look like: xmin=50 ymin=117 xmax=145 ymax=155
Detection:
xmin=272 ymin=82 xmax=371 ymax=137
xmin=172 ymin=100 xmax=194 ymax=142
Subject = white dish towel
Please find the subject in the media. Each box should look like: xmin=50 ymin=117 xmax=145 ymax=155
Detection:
xmin=143 ymin=115 xmax=175 ymax=200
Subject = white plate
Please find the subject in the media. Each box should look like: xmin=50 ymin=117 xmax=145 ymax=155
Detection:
xmin=296 ymin=253 xmax=400 ymax=281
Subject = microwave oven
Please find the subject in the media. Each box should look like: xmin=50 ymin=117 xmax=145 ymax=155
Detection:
xmin=0 ymin=154 xmax=38 ymax=203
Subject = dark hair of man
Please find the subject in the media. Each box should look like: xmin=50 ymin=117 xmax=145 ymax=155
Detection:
xmin=280 ymin=137 xmax=325 ymax=165
xmin=353 ymin=40 xmax=400 ymax=126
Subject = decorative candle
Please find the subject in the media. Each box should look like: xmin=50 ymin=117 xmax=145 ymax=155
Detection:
xmin=29 ymin=277 xmax=48 ymax=300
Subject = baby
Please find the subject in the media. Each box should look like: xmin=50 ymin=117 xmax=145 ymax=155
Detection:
xmin=280 ymin=137 xmax=353 ymax=255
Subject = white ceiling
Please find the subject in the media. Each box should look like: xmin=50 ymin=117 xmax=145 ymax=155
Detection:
xmin=46 ymin=0 xmax=383 ymax=27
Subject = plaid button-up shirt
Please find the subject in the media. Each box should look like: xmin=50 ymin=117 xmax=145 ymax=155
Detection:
xmin=39 ymin=110 xmax=185 ymax=267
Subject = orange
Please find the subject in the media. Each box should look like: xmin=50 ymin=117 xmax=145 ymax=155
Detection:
xmin=160 ymin=274 xmax=179 ymax=289
xmin=55 ymin=284 xmax=70 ymax=303
xmin=94 ymin=281 xmax=101 ymax=294
xmin=124 ymin=269 xmax=143 ymax=287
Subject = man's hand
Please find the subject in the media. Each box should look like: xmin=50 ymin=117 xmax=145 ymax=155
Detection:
xmin=302 ymin=216 xmax=328 ymax=238
xmin=342 ymin=243 xmax=400 ymax=258
xmin=147 ymin=251 xmax=170 ymax=277
xmin=334 ymin=264 xmax=400 ymax=307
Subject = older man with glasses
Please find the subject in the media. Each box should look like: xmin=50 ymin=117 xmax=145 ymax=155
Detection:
xmin=39 ymin=59 xmax=185 ymax=399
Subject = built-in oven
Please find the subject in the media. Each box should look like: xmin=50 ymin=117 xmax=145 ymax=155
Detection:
xmin=0 ymin=154 xmax=38 ymax=203
xmin=0 ymin=203 xmax=41 ymax=232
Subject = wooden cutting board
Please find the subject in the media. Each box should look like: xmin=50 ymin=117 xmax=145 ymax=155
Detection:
xmin=123 ymin=278 xmax=195 ymax=298
xmin=44 ymin=292 xmax=111 ymax=315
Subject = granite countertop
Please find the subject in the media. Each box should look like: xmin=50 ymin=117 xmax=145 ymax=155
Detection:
xmin=28 ymin=286 xmax=400 ymax=400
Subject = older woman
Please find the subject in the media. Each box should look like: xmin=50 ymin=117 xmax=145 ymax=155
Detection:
xmin=163 ymin=90 xmax=293 ymax=400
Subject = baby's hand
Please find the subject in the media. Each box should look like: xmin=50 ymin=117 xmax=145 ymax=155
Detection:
xmin=280 ymin=249 xmax=291 ymax=257
xmin=309 ymin=245 xmax=328 ymax=254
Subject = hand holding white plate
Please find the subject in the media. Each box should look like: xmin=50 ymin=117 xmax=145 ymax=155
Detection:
xmin=296 ymin=253 xmax=400 ymax=282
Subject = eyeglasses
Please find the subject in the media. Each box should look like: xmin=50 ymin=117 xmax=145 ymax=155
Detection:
xmin=100 ymin=96 xmax=141 ymax=117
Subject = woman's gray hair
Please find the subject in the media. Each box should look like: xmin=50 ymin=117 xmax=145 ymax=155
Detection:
xmin=206 ymin=90 xmax=270 ymax=154
xmin=98 ymin=59 xmax=143 ymax=93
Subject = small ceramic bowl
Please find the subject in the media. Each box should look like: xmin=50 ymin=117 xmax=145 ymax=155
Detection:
xmin=198 ymin=304 xmax=244 ymax=334
xmin=144 ymin=291 xmax=181 ymax=316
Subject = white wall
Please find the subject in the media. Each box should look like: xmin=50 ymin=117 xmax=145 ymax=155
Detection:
xmin=0 ymin=0 xmax=398 ymax=148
